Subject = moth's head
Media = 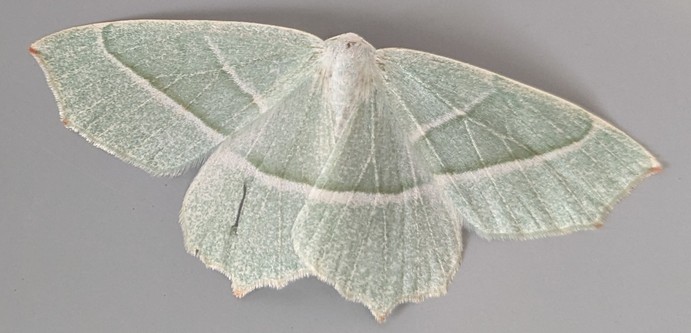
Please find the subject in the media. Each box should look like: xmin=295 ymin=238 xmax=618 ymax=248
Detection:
xmin=325 ymin=33 xmax=375 ymax=57
xmin=321 ymin=33 xmax=378 ymax=87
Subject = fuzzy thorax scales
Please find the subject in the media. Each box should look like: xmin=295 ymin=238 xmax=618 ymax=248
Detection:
xmin=320 ymin=33 xmax=379 ymax=139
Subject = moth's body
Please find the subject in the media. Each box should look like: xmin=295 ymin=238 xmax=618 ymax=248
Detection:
xmin=320 ymin=33 xmax=379 ymax=138
xmin=31 ymin=20 xmax=660 ymax=322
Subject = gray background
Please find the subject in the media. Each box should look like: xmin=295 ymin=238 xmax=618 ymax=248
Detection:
xmin=2 ymin=1 xmax=689 ymax=332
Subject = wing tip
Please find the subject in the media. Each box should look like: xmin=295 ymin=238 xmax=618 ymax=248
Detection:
xmin=232 ymin=288 xmax=248 ymax=298
xmin=649 ymin=165 xmax=663 ymax=175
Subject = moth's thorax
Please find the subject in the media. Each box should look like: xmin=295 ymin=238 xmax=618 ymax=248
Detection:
xmin=321 ymin=33 xmax=379 ymax=138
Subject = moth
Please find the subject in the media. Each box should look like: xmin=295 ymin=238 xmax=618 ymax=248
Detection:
xmin=30 ymin=20 xmax=660 ymax=322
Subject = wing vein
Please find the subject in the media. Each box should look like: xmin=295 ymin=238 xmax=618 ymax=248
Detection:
xmin=386 ymin=86 xmax=491 ymax=223
xmin=205 ymin=37 xmax=269 ymax=113
xmin=98 ymin=28 xmax=224 ymax=142
xmin=464 ymin=121 xmax=523 ymax=232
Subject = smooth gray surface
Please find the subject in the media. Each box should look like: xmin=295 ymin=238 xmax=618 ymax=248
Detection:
xmin=2 ymin=1 xmax=689 ymax=332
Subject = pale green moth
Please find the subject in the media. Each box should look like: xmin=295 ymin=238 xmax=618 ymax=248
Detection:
xmin=30 ymin=20 xmax=661 ymax=322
